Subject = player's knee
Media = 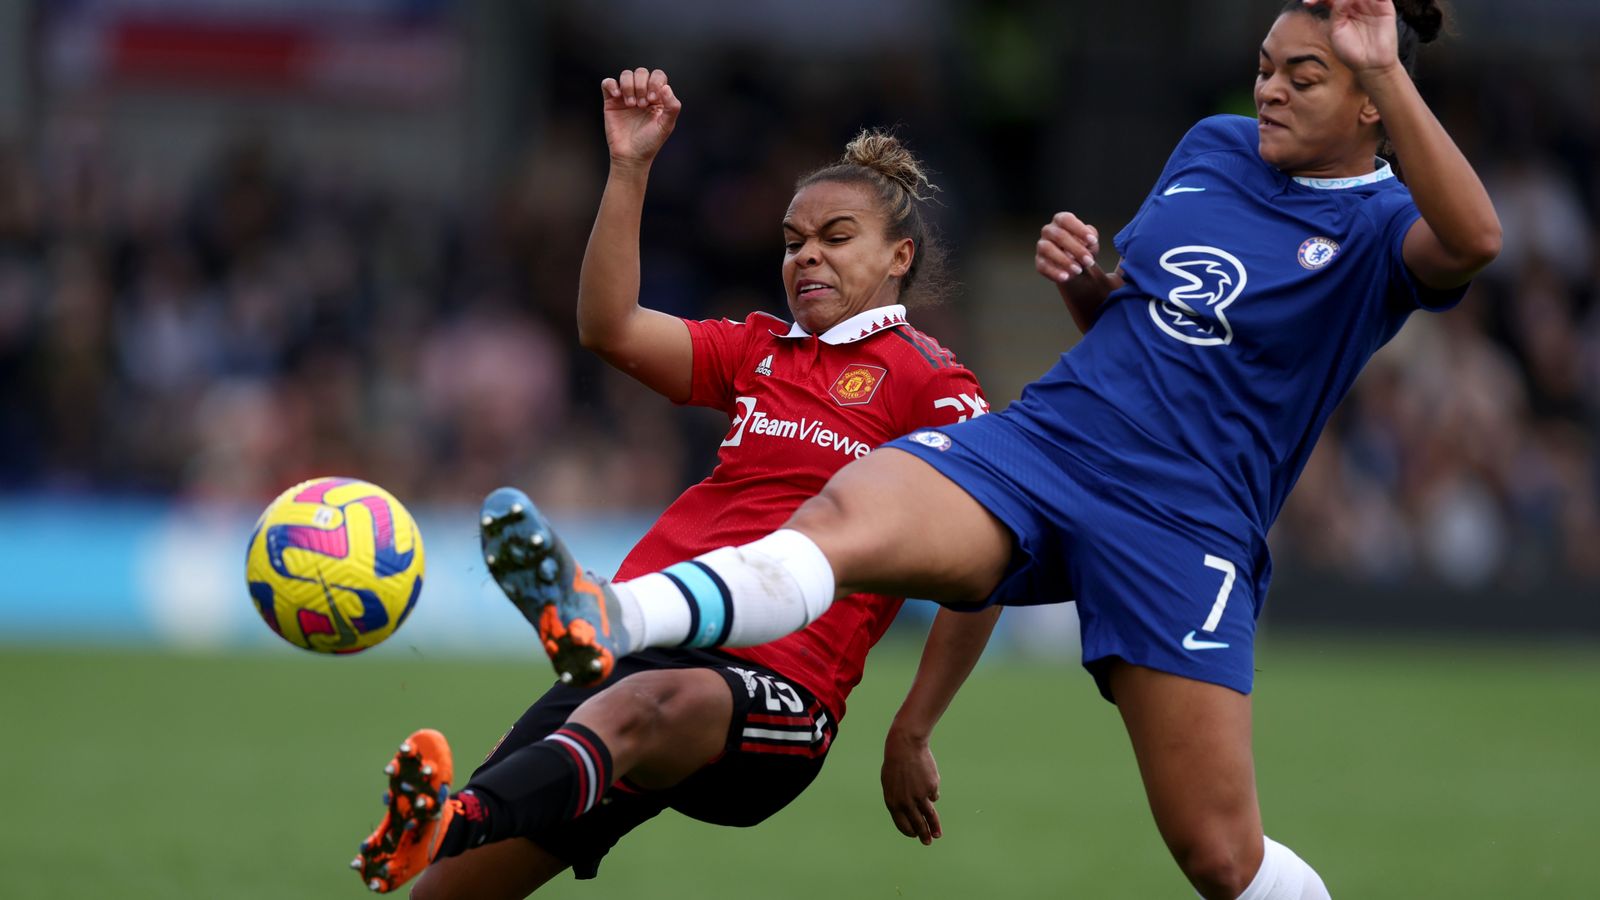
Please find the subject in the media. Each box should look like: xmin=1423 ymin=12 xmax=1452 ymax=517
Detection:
xmin=785 ymin=477 xmax=888 ymax=577
xmin=1169 ymin=833 xmax=1259 ymax=899
xmin=597 ymin=669 xmax=719 ymax=749
xmin=606 ymin=674 xmax=676 ymax=739
xmin=786 ymin=484 xmax=851 ymax=536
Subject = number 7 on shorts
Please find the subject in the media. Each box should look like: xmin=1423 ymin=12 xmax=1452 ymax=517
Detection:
xmin=1199 ymin=554 xmax=1236 ymax=634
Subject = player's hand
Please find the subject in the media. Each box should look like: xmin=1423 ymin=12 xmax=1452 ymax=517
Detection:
xmin=882 ymin=729 xmax=942 ymax=845
xmin=600 ymin=67 xmax=681 ymax=168
xmin=1037 ymin=211 xmax=1101 ymax=283
xmin=1305 ymin=0 xmax=1401 ymax=78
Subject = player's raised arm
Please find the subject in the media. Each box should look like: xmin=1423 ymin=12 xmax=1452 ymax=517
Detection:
xmin=881 ymin=605 xmax=1002 ymax=845
xmin=1313 ymin=0 xmax=1500 ymax=288
xmin=1036 ymin=211 xmax=1124 ymax=334
xmin=577 ymin=67 xmax=694 ymax=401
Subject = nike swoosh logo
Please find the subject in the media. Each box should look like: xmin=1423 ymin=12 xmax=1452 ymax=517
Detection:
xmin=317 ymin=571 xmax=361 ymax=648
xmin=1163 ymin=184 xmax=1207 ymax=196
xmin=1182 ymin=631 xmax=1230 ymax=651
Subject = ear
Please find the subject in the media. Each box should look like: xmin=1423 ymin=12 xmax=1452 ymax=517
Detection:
xmin=1358 ymin=94 xmax=1382 ymax=128
xmin=890 ymin=237 xmax=916 ymax=279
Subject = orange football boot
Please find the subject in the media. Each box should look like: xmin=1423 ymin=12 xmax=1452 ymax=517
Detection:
xmin=351 ymin=729 xmax=458 ymax=893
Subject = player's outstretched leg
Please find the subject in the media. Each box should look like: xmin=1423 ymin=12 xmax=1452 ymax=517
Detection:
xmin=481 ymin=487 xmax=630 ymax=685
xmin=352 ymin=728 xmax=458 ymax=894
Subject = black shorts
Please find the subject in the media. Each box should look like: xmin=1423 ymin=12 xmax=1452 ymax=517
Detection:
xmin=469 ymin=647 xmax=838 ymax=879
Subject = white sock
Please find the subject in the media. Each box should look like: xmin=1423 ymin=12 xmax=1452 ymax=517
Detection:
xmin=613 ymin=529 xmax=836 ymax=651
xmin=610 ymin=576 xmax=676 ymax=651
xmin=1235 ymin=837 xmax=1331 ymax=900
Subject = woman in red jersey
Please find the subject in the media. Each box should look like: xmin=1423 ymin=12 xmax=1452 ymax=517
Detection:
xmin=352 ymin=67 xmax=999 ymax=897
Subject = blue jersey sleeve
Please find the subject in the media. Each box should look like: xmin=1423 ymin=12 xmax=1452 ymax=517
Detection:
xmin=1368 ymin=188 xmax=1469 ymax=313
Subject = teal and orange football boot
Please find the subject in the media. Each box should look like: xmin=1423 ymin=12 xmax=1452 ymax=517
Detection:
xmin=479 ymin=487 xmax=630 ymax=687
xmin=351 ymin=729 xmax=457 ymax=893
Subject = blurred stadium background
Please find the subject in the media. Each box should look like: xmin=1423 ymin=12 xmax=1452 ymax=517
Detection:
xmin=1 ymin=1 xmax=1596 ymax=897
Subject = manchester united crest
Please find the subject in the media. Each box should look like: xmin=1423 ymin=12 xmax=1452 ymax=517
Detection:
xmin=829 ymin=364 xmax=886 ymax=407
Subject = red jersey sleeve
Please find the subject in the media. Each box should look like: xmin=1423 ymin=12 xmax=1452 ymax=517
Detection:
xmin=680 ymin=311 xmax=785 ymax=413
xmin=680 ymin=317 xmax=747 ymax=412
xmin=902 ymin=362 xmax=991 ymax=433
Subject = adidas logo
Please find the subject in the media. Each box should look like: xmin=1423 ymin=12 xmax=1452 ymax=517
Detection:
xmin=755 ymin=354 xmax=773 ymax=376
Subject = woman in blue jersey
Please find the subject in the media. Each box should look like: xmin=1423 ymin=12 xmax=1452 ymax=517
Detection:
xmin=502 ymin=1 xmax=1499 ymax=897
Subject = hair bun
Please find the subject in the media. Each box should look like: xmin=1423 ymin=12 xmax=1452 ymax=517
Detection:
xmin=1395 ymin=0 xmax=1445 ymax=44
xmin=842 ymin=129 xmax=938 ymax=202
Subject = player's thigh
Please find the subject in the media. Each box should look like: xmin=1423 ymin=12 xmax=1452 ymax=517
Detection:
xmin=788 ymin=446 xmax=1012 ymax=603
xmin=666 ymin=659 xmax=837 ymax=828
xmin=567 ymin=666 xmax=733 ymax=790
xmin=1108 ymin=662 xmax=1262 ymax=873
xmin=412 ymin=837 xmax=565 ymax=900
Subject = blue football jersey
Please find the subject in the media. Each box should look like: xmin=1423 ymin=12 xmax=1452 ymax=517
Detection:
xmin=1006 ymin=114 xmax=1464 ymax=542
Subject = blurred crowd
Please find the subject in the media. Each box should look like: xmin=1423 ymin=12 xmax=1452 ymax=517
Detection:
xmin=0 ymin=50 xmax=949 ymax=518
xmin=1276 ymin=63 xmax=1600 ymax=588
xmin=1 ymin=45 xmax=1596 ymax=591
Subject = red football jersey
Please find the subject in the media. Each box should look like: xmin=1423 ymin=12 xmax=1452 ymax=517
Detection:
xmin=614 ymin=304 xmax=988 ymax=721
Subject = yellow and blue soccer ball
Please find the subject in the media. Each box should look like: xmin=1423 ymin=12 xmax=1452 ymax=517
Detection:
xmin=245 ymin=477 xmax=425 ymax=654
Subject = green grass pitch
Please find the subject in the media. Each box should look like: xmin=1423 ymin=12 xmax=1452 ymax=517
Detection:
xmin=2 ymin=634 xmax=1595 ymax=898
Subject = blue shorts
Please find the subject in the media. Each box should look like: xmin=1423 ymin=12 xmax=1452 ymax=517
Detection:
xmin=885 ymin=413 xmax=1271 ymax=700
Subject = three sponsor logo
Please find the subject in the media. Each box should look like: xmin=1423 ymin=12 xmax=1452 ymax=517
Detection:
xmin=1149 ymin=245 xmax=1249 ymax=346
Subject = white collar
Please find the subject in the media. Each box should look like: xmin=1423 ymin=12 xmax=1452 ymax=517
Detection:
xmin=773 ymin=304 xmax=909 ymax=345
xmin=1292 ymin=158 xmax=1396 ymax=190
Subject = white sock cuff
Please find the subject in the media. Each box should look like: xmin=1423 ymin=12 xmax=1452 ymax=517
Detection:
xmin=618 ymin=530 xmax=838 ymax=651
xmin=1236 ymin=837 xmax=1330 ymax=900
xmin=1236 ymin=837 xmax=1285 ymax=900
xmin=743 ymin=529 xmax=835 ymax=623
xmin=611 ymin=576 xmax=666 ymax=649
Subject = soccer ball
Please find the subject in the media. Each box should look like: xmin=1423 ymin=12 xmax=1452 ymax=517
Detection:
xmin=245 ymin=477 xmax=425 ymax=654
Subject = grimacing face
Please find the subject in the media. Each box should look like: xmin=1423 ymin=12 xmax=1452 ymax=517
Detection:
xmin=1255 ymin=11 xmax=1383 ymax=178
xmin=781 ymin=180 xmax=914 ymax=334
